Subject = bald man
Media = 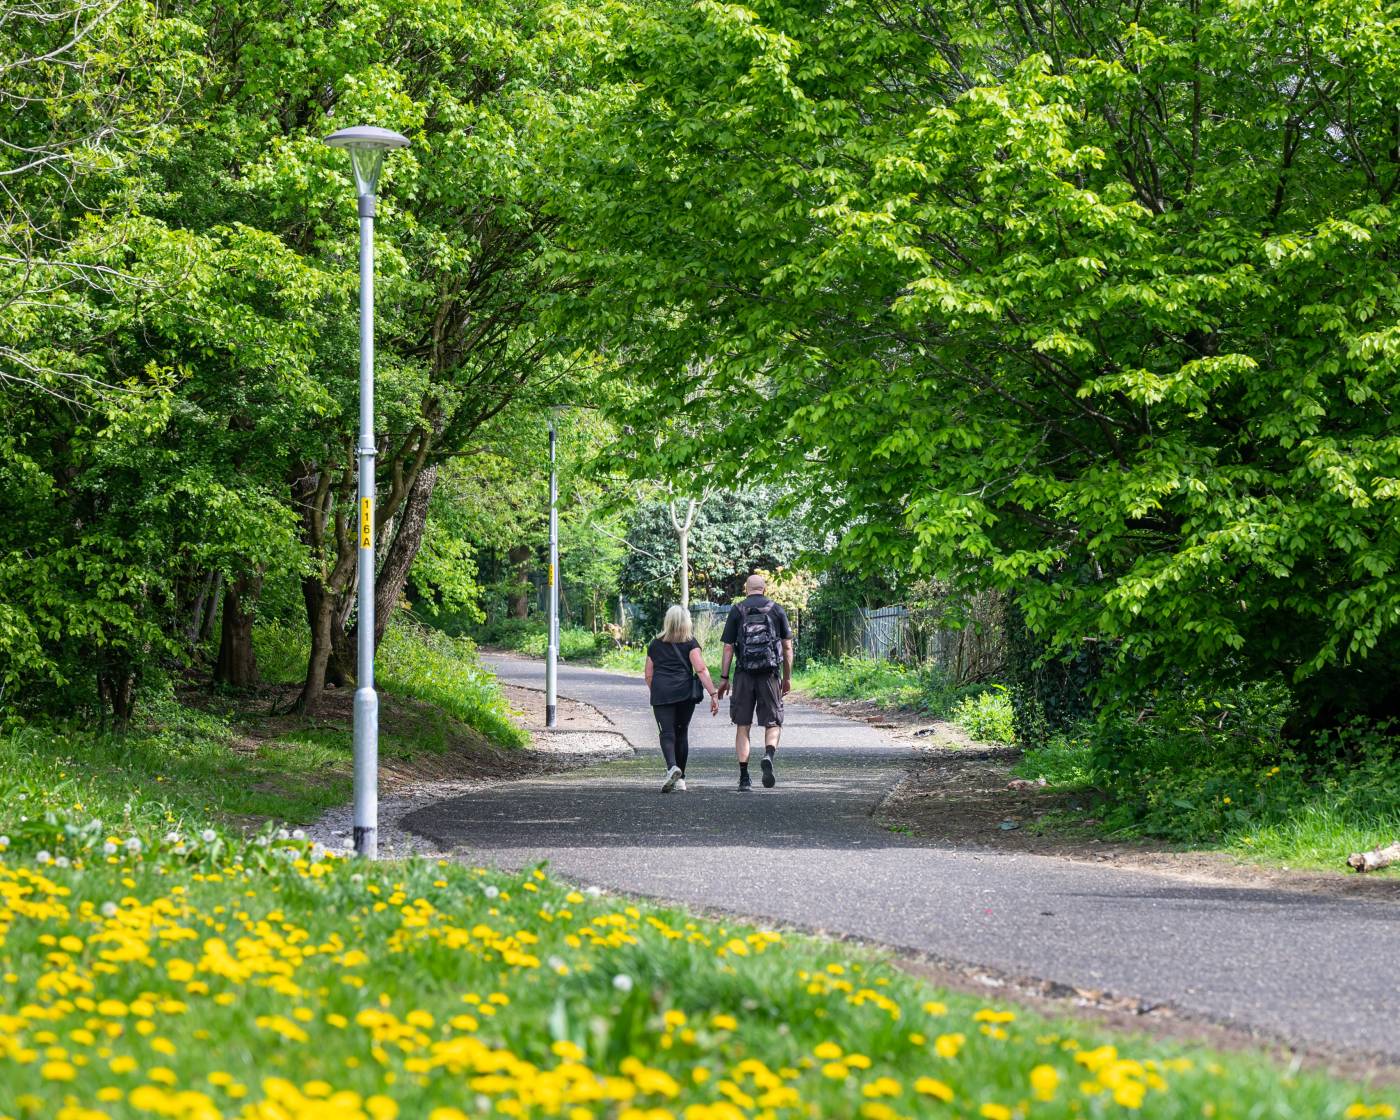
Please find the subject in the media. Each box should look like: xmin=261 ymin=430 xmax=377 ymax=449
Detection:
xmin=716 ymin=573 xmax=794 ymax=791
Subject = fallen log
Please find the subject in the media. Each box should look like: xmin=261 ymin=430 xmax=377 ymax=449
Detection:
xmin=1346 ymin=841 xmax=1400 ymax=873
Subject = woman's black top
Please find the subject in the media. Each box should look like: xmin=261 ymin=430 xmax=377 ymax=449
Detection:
xmin=647 ymin=638 xmax=700 ymax=706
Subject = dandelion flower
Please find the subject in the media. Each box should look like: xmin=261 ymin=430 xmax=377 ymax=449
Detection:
xmin=613 ymin=974 xmax=634 ymax=993
xmin=1031 ymin=1064 xmax=1060 ymax=1101
xmin=914 ymin=1077 xmax=954 ymax=1102
xmin=201 ymin=829 xmax=217 ymax=843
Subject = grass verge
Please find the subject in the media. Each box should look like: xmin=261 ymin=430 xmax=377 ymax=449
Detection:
xmin=794 ymin=657 xmax=1016 ymax=745
xmin=0 ymin=622 xmax=526 ymax=836
xmin=0 ymin=697 xmax=352 ymax=831
xmin=0 ymin=775 xmax=1396 ymax=1119
xmin=255 ymin=620 xmax=527 ymax=750
xmin=471 ymin=619 xmax=606 ymax=662
xmin=1016 ymin=729 xmax=1400 ymax=873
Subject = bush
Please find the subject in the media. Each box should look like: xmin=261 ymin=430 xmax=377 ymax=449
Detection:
xmin=1026 ymin=681 xmax=1400 ymax=864
xmin=1015 ymin=728 xmax=1096 ymax=788
xmin=473 ymin=618 xmax=604 ymax=662
xmin=473 ymin=616 xmax=547 ymax=650
xmin=252 ymin=620 xmax=310 ymax=685
xmin=950 ymin=687 xmax=1016 ymax=744
xmin=519 ymin=626 xmax=603 ymax=661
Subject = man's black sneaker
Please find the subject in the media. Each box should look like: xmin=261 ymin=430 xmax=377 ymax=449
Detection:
xmin=761 ymin=754 xmax=776 ymax=788
xmin=738 ymin=772 xmax=752 ymax=792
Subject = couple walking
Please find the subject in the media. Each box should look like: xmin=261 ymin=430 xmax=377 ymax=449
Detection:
xmin=643 ymin=574 xmax=795 ymax=792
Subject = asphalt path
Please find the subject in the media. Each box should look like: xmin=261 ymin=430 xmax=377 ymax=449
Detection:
xmin=402 ymin=655 xmax=1400 ymax=1063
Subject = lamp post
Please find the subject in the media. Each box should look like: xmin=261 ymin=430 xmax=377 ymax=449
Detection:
xmin=324 ymin=124 xmax=410 ymax=859
xmin=546 ymin=408 xmax=562 ymax=727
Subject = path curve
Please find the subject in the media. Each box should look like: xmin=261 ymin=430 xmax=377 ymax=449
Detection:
xmin=401 ymin=655 xmax=1400 ymax=1064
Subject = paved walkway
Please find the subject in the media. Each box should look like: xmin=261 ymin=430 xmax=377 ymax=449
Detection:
xmin=402 ymin=656 xmax=1400 ymax=1063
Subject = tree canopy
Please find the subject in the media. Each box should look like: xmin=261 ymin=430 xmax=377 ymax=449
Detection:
xmin=557 ymin=0 xmax=1400 ymax=732
xmin=7 ymin=0 xmax=1400 ymax=740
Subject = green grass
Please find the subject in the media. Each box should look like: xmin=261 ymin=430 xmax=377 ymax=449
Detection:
xmin=598 ymin=644 xmax=647 ymax=674
xmin=376 ymin=624 xmax=527 ymax=749
xmin=0 ymin=778 xmax=1394 ymax=1119
xmin=0 ymin=622 xmax=527 ymax=839
xmin=0 ymin=696 xmax=351 ymax=832
xmin=473 ymin=618 xmax=607 ymax=663
xmin=254 ymin=620 xmax=527 ymax=750
xmin=795 ymin=657 xmax=1016 ymax=744
xmin=599 ymin=643 xmax=724 ymax=681
xmin=518 ymin=625 xmax=605 ymax=661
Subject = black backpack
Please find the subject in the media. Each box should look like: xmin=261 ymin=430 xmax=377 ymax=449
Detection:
xmin=737 ymin=600 xmax=782 ymax=673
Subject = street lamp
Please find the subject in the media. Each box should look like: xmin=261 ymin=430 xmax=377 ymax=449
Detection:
xmin=324 ymin=124 xmax=410 ymax=859
xmin=546 ymin=407 xmax=564 ymax=728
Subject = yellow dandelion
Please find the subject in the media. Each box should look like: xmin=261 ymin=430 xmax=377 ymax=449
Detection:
xmin=914 ymin=1077 xmax=954 ymax=1102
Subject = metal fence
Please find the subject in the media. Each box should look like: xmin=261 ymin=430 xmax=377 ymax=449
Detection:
xmin=612 ymin=594 xmax=1004 ymax=685
xmin=803 ymin=596 xmax=1004 ymax=684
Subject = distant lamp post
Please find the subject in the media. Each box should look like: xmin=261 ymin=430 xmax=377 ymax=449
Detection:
xmin=546 ymin=407 xmax=565 ymax=728
xmin=324 ymin=124 xmax=410 ymax=860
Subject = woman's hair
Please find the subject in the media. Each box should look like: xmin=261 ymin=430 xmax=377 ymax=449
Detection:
xmin=658 ymin=604 xmax=694 ymax=644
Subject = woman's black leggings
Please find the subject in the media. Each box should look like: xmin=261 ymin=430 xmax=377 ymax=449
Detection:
xmin=653 ymin=699 xmax=697 ymax=773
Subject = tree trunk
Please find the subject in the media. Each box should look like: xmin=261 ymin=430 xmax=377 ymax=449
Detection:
xmin=297 ymin=579 xmax=337 ymax=715
xmin=678 ymin=526 xmax=690 ymax=608
xmin=669 ymin=496 xmax=698 ymax=610
xmin=370 ymin=461 xmax=438 ymax=649
xmin=199 ymin=573 xmax=223 ymax=644
xmin=327 ymin=624 xmax=356 ymax=688
xmin=214 ymin=573 xmax=261 ymax=687
xmin=292 ymin=459 xmax=359 ymax=715
xmin=508 ymin=544 xmax=532 ymax=618
xmin=185 ymin=569 xmax=216 ymax=648
xmin=97 ymin=656 xmax=137 ymax=731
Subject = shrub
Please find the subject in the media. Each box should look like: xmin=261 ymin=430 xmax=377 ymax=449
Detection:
xmin=472 ymin=617 xmax=548 ymax=650
xmin=950 ymin=687 xmax=1016 ymax=744
xmin=519 ymin=626 xmax=602 ymax=661
xmin=599 ymin=645 xmax=648 ymax=675
xmin=252 ymin=620 xmax=310 ymax=685
xmin=1030 ymin=681 xmax=1400 ymax=863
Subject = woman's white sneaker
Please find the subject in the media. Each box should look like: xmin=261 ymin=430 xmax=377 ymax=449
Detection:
xmin=674 ymin=778 xmax=687 ymax=791
xmin=661 ymin=766 xmax=683 ymax=792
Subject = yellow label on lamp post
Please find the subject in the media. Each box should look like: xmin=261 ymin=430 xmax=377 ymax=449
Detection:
xmin=360 ymin=498 xmax=373 ymax=549
xmin=548 ymin=562 xmax=555 ymax=587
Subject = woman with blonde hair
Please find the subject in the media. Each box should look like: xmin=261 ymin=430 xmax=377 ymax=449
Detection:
xmin=644 ymin=604 xmax=720 ymax=791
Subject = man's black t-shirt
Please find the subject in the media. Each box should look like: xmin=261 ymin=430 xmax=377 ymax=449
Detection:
xmin=721 ymin=595 xmax=792 ymax=673
xmin=647 ymin=637 xmax=700 ymax=706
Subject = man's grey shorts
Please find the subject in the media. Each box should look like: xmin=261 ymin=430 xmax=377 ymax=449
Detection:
xmin=730 ymin=670 xmax=783 ymax=727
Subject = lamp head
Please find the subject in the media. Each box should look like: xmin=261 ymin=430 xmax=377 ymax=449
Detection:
xmin=324 ymin=125 xmax=410 ymax=197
